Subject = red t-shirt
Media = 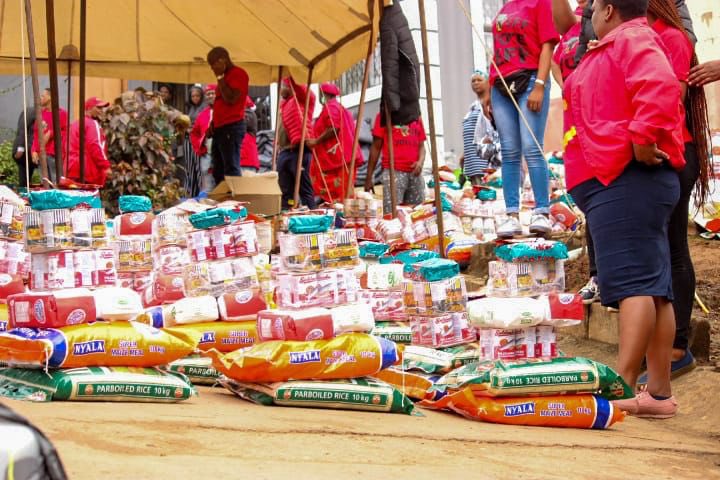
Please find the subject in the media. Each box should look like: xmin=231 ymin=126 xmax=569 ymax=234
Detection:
xmin=552 ymin=7 xmax=584 ymax=81
xmin=490 ymin=0 xmax=559 ymax=85
xmin=371 ymin=114 xmax=426 ymax=173
xmin=213 ymin=66 xmax=249 ymax=127
xmin=651 ymin=18 xmax=693 ymax=144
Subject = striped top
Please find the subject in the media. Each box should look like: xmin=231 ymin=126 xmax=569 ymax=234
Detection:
xmin=462 ymin=101 xmax=487 ymax=176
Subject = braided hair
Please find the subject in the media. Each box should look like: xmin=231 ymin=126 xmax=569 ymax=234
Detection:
xmin=648 ymin=0 xmax=712 ymax=206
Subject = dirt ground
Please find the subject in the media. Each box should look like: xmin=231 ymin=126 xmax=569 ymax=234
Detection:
xmin=4 ymin=237 xmax=720 ymax=479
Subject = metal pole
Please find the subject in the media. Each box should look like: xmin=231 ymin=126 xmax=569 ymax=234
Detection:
xmin=418 ymin=0 xmax=445 ymax=257
xmin=46 ymin=0 xmax=64 ymax=184
xmin=271 ymin=66 xmax=283 ymax=171
xmin=383 ymin=101 xmax=397 ymax=217
xmin=65 ymin=60 xmax=71 ymax=175
xmin=25 ymin=0 xmax=49 ymax=187
xmin=79 ymin=0 xmax=87 ymax=182
xmin=292 ymin=66 xmax=314 ymax=208
xmin=345 ymin=9 xmax=377 ymax=199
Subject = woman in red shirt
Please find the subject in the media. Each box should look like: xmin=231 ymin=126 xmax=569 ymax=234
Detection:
xmin=634 ymin=0 xmax=712 ymax=385
xmin=490 ymin=0 xmax=559 ymax=237
xmin=563 ymin=0 xmax=684 ymax=418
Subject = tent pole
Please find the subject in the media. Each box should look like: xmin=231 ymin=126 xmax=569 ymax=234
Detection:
xmin=292 ymin=65 xmax=314 ymax=209
xmin=418 ymin=0 xmax=445 ymax=258
xmin=383 ymin=101 xmax=397 ymax=217
xmin=271 ymin=66 xmax=283 ymax=172
xmin=65 ymin=60 xmax=71 ymax=176
xmin=78 ymin=0 xmax=87 ymax=182
xmin=24 ymin=0 xmax=49 ymax=188
xmin=46 ymin=0 xmax=64 ymax=184
xmin=345 ymin=9 xmax=377 ymax=200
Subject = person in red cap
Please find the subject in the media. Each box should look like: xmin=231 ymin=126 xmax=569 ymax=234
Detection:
xmin=276 ymin=76 xmax=317 ymax=209
xmin=306 ymin=82 xmax=364 ymax=203
xmin=239 ymin=96 xmax=260 ymax=173
xmin=190 ymin=84 xmax=218 ymax=192
xmin=66 ymin=97 xmax=111 ymax=186
xmin=206 ymin=46 xmax=250 ymax=185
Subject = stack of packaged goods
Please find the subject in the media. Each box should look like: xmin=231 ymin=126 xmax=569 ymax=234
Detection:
xmin=452 ymin=187 xmax=501 ymax=242
xmin=0 ymin=191 xmax=198 ymax=403
xmin=155 ymin=205 xmax=267 ymax=386
xmin=114 ymin=195 xmax=155 ymax=294
xmin=342 ymin=193 xmax=383 ymax=242
xmin=0 ymin=194 xmax=29 ymax=334
xmin=210 ymin=215 xmax=416 ymax=415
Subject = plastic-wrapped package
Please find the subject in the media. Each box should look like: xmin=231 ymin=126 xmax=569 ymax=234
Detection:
xmin=378 ymin=248 xmax=440 ymax=272
xmin=0 ymin=202 xmax=26 ymax=241
xmin=118 ymin=195 xmax=152 ymax=213
xmin=366 ymin=264 xmax=404 ymax=290
xmin=376 ymin=218 xmax=403 ymax=242
xmin=407 ymin=258 xmax=460 ymax=283
xmin=217 ymin=289 xmax=268 ymax=321
xmin=30 ymin=251 xmax=75 ymax=290
xmin=358 ymin=241 xmax=389 ymax=259
xmin=278 ymin=229 xmax=359 ymax=272
xmin=161 ymin=295 xmax=219 ymax=326
xmin=287 ymin=215 xmax=334 ymax=234
xmin=370 ymin=321 xmax=412 ymax=344
xmin=257 ymin=308 xmax=334 ymax=341
xmin=152 ymin=213 xmax=190 ymax=248
xmin=0 ymin=239 xmax=30 ymax=277
xmin=330 ymin=303 xmax=375 ymax=334
xmin=494 ymin=239 xmax=569 ymax=263
xmin=486 ymin=259 xmax=565 ymax=297
xmin=359 ymin=289 xmax=405 ymax=321
xmin=0 ymin=273 xmax=24 ymax=302
xmin=468 ymin=297 xmax=546 ymax=329
xmin=115 ymin=237 xmax=153 ymax=272
xmin=182 ymin=258 xmax=258 ymax=297
xmin=93 ymin=287 xmax=143 ymax=321
xmin=142 ymin=271 xmax=185 ymax=307
xmin=403 ymin=276 xmax=467 ymax=315
xmin=7 ymin=289 xmax=96 ymax=328
xmin=29 ymin=189 xmax=101 ymax=211
xmin=409 ymin=312 xmax=477 ymax=348
xmin=115 ymin=212 xmax=155 ymax=237
xmin=188 ymin=207 xmax=247 ymax=230
xmin=153 ymin=244 xmax=189 ymax=270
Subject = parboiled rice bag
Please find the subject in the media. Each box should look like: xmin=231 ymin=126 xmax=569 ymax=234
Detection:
xmin=402 ymin=344 xmax=479 ymax=375
xmin=166 ymin=355 xmax=220 ymax=386
xmin=0 ymin=321 xmax=199 ymax=368
xmin=164 ymin=321 xmax=258 ymax=352
xmin=220 ymin=376 xmax=416 ymax=415
xmin=421 ymin=389 xmax=624 ymax=429
xmin=206 ymin=333 xmax=399 ymax=383
xmin=371 ymin=322 xmax=412 ymax=344
xmin=431 ymin=357 xmax=633 ymax=401
xmin=0 ymin=366 xmax=196 ymax=402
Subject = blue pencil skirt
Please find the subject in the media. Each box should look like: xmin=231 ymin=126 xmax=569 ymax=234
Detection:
xmin=570 ymin=161 xmax=680 ymax=308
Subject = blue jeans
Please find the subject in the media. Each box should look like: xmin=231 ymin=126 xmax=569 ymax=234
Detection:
xmin=211 ymin=120 xmax=245 ymax=185
xmin=491 ymin=75 xmax=551 ymax=214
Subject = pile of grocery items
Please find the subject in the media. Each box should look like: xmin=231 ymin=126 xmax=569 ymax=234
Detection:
xmin=0 ymin=191 xmax=197 ymax=402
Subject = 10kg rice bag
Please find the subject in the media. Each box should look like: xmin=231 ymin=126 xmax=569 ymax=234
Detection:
xmin=165 ymin=355 xmax=220 ymax=385
xmin=0 ymin=366 xmax=196 ymax=402
xmin=206 ymin=333 xmax=399 ymax=383
xmin=421 ymin=389 xmax=624 ymax=429
xmin=0 ymin=321 xmax=199 ymax=368
xmin=220 ymin=377 xmax=416 ymax=415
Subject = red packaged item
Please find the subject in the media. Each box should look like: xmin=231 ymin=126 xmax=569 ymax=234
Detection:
xmin=0 ymin=240 xmax=30 ymax=277
xmin=117 ymin=272 xmax=134 ymax=289
xmin=31 ymin=251 xmax=75 ymax=290
xmin=515 ymin=327 xmax=537 ymax=359
xmin=227 ymin=221 xmax=259 ymax=257
xmin=217 ymin=289 xmax=268 ymax=321
xmin=550 ymin=202 xmax=578 ymax=229
xmin=410 ymin=312 xmax=476 ymax=348
xmin=359 ymin=289 xmax=405 ymax=321
xmin=480 ymin=328 xmax=517 ymax=361
xmin=142 ymin=272 xmax=186 ymax=307
xmin=133 ymin=271 xmax=153 ymax=293
xmin=7 ymin=289 xmax=96 ymax=328
xmin=187 ymin=229 xmax=213 ymax=262
xmin=73 ymin=250 xmax=96 ymax=288
xmin=115 ymin=212 xmax=155 ymax=236
xmin=256 ymin=308 xmax=334 ymax=341
xmin=94 ymin=248 xmax=117 ymax=287
xmin=0 ymin=273 xmax=24 ymax=302
xmin=543 ymin=293 xmax=584 ymax=327
xmin=536 ymin=326 xmax=557 ymax=358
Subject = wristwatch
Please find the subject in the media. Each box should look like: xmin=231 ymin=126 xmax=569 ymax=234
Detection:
xmin=535 ymin=78 xmax=545 ymax=86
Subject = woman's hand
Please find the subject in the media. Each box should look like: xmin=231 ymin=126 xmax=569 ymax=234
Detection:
xmin=688 ymin=60 xmax=720 ymax=87
xmin=633 ymin=143 xmax=669 ymax=166
xmin=527 ymin=84 xmax=545 ymax=112
xmin=412 ymin=160 xmax=423 ymax=177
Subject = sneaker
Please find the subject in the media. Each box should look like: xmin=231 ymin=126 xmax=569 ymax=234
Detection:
xmin=611 ymin=391 xmax=678 ymax=419
xmin=529 ymin=214 xmax=552 ymax=236
xmin=496 ymin=216 xmax=522 ymax=238
xmin=578 ymin=277 xmax=600 ymax=304
xmin=637 ymin=350 xmax=696 ymax=387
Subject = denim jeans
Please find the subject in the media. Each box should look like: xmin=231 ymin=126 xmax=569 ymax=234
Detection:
xmin=211 ymin=120 xmax=245 ymax=185
xmin=491 ymin=75 xmax=551 ymax=214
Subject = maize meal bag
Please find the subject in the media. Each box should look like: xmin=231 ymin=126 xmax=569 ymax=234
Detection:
xmin=164 ymin=321 xmax=258 ymax=352
xmin=166 ymin=355 xmax=220 ymax=385
xmin=372 ymin=367 xmax=442 ymax=401
xmin=0 ymin=366 xmax=196 ymax=402
xmin=206 ymin=333 xmax=399 ymax=383
xmin=220 ymin=376 xmax=416 ymax=415
xmin=0 ymin=321 xmax=199 ymax=368
xmin=421 ymin=389 xmax=624 ymax=429
xmin=431 ymin=357 xmax=633 ymax=401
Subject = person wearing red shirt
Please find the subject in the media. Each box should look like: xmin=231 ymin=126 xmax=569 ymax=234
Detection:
xmin=632 ymin=0 xmax=713 ymax=387
xmin=364 ymin=113 xmax=426 ymax=215
xmin=490 ymin=0 xmax=559 ymax=238
xmin=239 ymin=96 xmax=260 ymax=174
xmin=563 ymin=0 xmax=684 ymax=418
xmin=206 ymin=47 xmax=249 ymax=185
xmin=307 ymin=83 xmax=364 ymax=204
xmin=30 ymin=88 xmax=68 ymax=184
xmin=551 ymin=0 xmax=589 ymax=89
xmin=66 ymin=97 xmax=111 ymax=187
xmin=189 ymin=84 xmax=217 ymax=193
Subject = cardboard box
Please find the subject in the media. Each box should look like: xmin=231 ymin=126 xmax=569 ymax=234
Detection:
xmin=210 ymin=172 xmax=282 ymax=216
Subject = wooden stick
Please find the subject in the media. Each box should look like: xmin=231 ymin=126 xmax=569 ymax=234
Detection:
xmin=24 ymin=0 xmax=50 ymax=188
xmin=418 ymin=0 xmax=445 ymax=258
xmin=292 ymin=66 xmax=314 ymax=208
xmin=271 ymin=66 xmax=283 ymax=172
xmin=383 ymin=101 xmax=397 ymax=218
xmin=345 ymin=1 xmax=378 ymax=199
xmin=79 ymin=0 xmax=87 ymax=182
xmin=46 ymin=0 xmax=64 ymax=184
xmin=695 ymin=292 xmax=710 ymax=314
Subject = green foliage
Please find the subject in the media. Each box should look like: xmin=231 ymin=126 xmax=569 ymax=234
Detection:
xmin=101 ymin=93 xmax=184 ymax=214
xmin=0 ymin=140 xmax=19 ymax=187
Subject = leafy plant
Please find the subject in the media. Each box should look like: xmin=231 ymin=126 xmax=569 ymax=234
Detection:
xmin=0 ymin=140 xmax=19 ymax=187
xmin=101 ymin=92 xmax=184 ymax=214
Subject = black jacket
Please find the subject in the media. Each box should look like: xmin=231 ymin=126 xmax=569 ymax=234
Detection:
xmin=380 ymin=1 xmax=421 ymax=126
xmin=11 ymin=108 xmax=36 ymax=159
xmin=576 ymin=0 xmax=696 ymax=64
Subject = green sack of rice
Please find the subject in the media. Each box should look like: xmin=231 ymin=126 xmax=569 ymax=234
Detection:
xmin=166 ymin=355 xmax=220 ymax=386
